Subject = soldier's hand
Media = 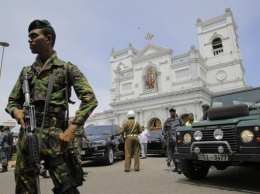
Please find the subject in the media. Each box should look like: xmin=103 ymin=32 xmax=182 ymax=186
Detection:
xmin=58 ymin=124 xmax=78 ymax=154
xmin=13 ymin=109 xmax=26 ymax=129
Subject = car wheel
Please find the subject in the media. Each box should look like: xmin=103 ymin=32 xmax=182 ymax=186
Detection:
xmin=104 ymin=147 xmax=114 ymax=165
xmin=181 ymin=159 xmax=209 ymax=180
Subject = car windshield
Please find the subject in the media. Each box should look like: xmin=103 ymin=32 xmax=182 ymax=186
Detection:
xmin=85 ymin=126 xmax=113 ymax=136
xmin=211 ymin=88 xmax=260 ymax=108
xmin=150 ymin=131 xmax=160 ymax=138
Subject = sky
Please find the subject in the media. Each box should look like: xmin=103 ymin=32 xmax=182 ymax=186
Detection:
xmin=1 ymin=0 xmax=260 ymax=130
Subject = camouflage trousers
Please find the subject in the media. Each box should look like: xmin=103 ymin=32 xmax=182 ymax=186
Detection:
xmin=72 ymin=137 xmax=83 ymax=163
xmin=1 ymin=147 xmax=12 ymax=167
xmin=168 ymin=135 xmax=180 ymax=165
xmin=15 ymin=127 xmax=80 ymax=194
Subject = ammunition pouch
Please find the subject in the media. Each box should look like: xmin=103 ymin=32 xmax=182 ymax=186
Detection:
xmin=63 ymin=149 xmax=85 ymax=187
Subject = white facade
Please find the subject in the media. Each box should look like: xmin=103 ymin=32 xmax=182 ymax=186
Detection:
xmin=85 ymin=8 xmax=247 ymax=129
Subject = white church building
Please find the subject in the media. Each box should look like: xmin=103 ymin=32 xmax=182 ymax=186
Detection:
xmin=85 ymin=8 xmax=247 ymax=130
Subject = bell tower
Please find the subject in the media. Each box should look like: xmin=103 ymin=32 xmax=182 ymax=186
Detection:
xmin=196 ymin=8 xmax=246 ymax=92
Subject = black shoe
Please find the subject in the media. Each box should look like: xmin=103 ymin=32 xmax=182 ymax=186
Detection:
xmin=172 ymin=167 xmax=177 ymax=172
xmin=40 ymin=169 xmax=50 ymax=178
xmin=0 ymin=166 xmax=7 ymax=173
xmin=83 ymin=171 xmax=88 ymax=176
xmin=177 ymin=165 xmax=182 ymax=174
xmin=125 ymin=170 xmax=130 ymax=172
xmin=167 ymin=161 xmax=171 ymax=166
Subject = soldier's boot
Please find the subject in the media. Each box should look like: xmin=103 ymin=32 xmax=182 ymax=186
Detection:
xmin=0 ymin=166 xmax=8 ymax=173
xmin=40 ymin=169 xmax=50 ymax=178
xmin=63 ymin=187 xmax=80 ymax=194
xmin=172 ymin=163 xmax=177 ymax=172
xmin=53 ymin=186 xmax=80 ymax=194
xmin=177 ymin=163 xmax=182 ymax=174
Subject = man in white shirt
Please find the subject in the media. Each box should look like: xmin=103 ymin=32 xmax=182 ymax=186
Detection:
xmin=139 ymin=126 xmax=151 ymax=159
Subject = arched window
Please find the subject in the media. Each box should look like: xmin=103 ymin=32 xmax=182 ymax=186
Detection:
xmin=212 ymin=38 xmax=223 ymax=56
xmin=148 ymin=118 xmax=162 ymax=131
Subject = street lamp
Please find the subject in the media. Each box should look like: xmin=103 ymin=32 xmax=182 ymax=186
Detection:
xmin=0 ymin=41 xmax=9 ymax=79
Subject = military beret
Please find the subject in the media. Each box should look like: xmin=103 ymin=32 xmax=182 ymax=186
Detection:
xmin=201 ymin=104 xmax=209 ymax=109
xmin=28 ymin=19 xmax=53 ymax=32
xmin=169 ymin=108 xmax=176 ymax=112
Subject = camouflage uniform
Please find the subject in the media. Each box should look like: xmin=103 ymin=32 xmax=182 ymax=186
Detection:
xmin=121 ymin=119 xmax=142 ymax=171
xmin=163 ymin=116 xmax=184 ymax=169
xmin=5 ymin=53 xmax=98 ymax=194
xmin=73 ymin=126 xmax=86 ymax=162
xmin=0 ymin=129 xmax=13 ymax=171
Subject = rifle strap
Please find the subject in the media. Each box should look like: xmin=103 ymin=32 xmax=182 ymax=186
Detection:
xmin=38 ymin=68 xmax=57 ymax=152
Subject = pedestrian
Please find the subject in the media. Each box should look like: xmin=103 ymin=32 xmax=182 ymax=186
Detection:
xmin=5 ymin=19 xmax=98 ymax=194
xmin=139 ymin=126 xmax=151 ymax=159
xmin=0 ymin=126 xmax=13 ymax=173
xmin=200 ymin=104 xmax=209 ymax=121
xmin=72 ymin=125 xmax=90 ymax=175
xmin=163 ymin=108 xmax=184 ymax=174
xmin=121 ymin=110 xmax=142 ymax=172
xmin=185 ymin=113 xmax=197 ymax=126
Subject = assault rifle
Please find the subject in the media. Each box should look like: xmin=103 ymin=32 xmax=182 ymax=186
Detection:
xmin=22 ymin=73 xmax=41 ymax=194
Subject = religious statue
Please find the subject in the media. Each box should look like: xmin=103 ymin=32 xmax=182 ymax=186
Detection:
xmin=145 ymin=67 xmax=156 ymax=91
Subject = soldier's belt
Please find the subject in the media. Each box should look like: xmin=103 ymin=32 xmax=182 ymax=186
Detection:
xmin=35 ymin=106 xmax=65 ymax=113
xmin=127 ymin=134 xmax=138 ymax=136
xmin=36 ymin=117 xmax=64 ymax=128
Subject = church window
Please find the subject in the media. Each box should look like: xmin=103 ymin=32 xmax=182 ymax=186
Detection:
xmin=212 ymin=38 xmax=223 ymax=56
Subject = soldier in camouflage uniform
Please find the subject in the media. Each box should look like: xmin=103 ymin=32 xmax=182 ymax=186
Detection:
xmin=72 ymin=125 xmax=90 ymax=175
xmin=5 ymin=19 xmax=98 ymax=194
xmin=163 ymin=108 xmax=184 ymax=174
xmin=0 ymin=126 xmax=13 ymax=173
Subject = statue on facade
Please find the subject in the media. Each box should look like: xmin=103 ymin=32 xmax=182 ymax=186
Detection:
xmin=145 ymin=67 xmax=156 ymax=91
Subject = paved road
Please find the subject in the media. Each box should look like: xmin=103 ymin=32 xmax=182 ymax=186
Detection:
xmin=0 ymin=156 xmax=260 ymax=194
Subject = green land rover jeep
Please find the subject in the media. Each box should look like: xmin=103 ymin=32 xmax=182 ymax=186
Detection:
xmin=175 ymin=87 xmax=260 ymax=180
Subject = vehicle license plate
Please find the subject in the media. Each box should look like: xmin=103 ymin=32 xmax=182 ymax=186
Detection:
xmin=198 ymin=154 xmax=228 ymax=161
xmin=81 ymin=151 xmax=85 ymax=155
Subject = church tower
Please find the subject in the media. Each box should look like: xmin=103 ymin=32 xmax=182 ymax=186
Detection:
xmin=196 ymin=8 xmax=247 ymax=92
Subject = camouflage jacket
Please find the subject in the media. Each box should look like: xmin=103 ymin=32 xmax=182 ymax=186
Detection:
xmin=5 ymin=53 xmax=98 ymax=126
xmin=163 ymin=116 xmax=184 ymax=136
xmin=0 ymin=131 xmax=12 ymax=148
xmin=76 ymin=126 xmax=85 ymax=138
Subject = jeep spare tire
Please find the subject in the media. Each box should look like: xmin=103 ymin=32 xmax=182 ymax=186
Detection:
xmin=208 ymin=104 xmax=249 ymax=120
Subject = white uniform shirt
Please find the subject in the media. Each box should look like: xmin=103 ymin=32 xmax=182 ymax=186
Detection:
xmin=139 ymin=130 xmax=150 ymax=143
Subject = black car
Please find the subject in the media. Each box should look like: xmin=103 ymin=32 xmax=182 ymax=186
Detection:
xmin=147 ymin=130 xmax=166 ymax=156
xmin=81 ymin=125 xmax=125 ymax=165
